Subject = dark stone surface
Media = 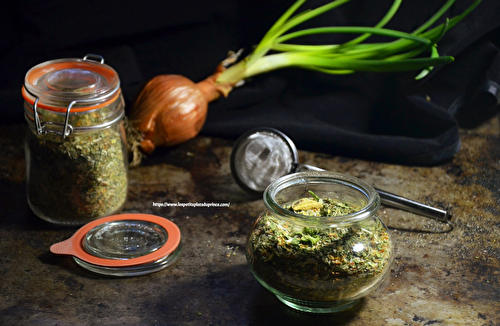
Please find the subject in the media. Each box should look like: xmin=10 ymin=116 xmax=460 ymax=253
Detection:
xmin=0 ymin=121 xmax=499 ymax=325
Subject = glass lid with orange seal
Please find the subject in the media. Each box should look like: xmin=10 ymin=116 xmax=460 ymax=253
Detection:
xmin=50 ymin=213 xmax=182 ymax=277
xmin=22 ymin=54 xmax=125 ymax=140
xmin=22 ymin=54 xmax=121 ymax=111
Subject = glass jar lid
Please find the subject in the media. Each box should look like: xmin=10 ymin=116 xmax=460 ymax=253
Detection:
xmin=50 ymin=213 xmax=182 ymax=277
xmin=22 ymin=54 xmax=120 ymax=112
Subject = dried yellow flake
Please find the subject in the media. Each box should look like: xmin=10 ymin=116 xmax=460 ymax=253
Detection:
xmin=292 ymin=198 xmax=323 ymax=211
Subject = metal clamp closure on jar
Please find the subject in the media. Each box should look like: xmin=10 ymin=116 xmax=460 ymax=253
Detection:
xmin=23 ymin=54 xmax=128 ymax=226
xmin=22 ymin=54 xmax=123 ymax=139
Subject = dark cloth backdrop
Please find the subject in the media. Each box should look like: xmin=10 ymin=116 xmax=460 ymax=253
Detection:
xmin=2 ymin=0 xmax=500 ymax=165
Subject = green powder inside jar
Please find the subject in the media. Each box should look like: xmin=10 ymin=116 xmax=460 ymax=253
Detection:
xmin=26 ymin=121 xmax=128 ymax=225
xmin=248 ymin=191 xmax=392 ymax=301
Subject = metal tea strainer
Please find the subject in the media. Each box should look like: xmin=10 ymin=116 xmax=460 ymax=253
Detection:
xmin=230 ymin=127 xmax=451 ymax=223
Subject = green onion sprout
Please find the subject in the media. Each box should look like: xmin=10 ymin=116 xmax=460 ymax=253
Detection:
xmin=216 ymin=0 xmax=481 ymax=84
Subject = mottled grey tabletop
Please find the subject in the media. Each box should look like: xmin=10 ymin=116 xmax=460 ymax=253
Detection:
xmin=0 ymin=120 xmax=498 ymax=326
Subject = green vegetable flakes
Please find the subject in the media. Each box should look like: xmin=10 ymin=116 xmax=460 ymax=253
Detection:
xmin=26 ymin=122 xmax=128 ymax=225
xmin=247 ymin=193 xmax=392 ymax=302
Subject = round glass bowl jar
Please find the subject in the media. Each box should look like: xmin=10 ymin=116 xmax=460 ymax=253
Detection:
xmin=246 ymin=171 xmax=393 ymax=313
xmin=23 ymin=54 xmax=128 ymax=225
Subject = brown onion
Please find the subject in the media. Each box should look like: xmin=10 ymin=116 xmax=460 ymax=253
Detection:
xmin=130 ymin=64 xmax=232 ymax=154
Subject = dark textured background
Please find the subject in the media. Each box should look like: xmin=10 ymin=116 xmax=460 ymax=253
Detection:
xmin=2 ymin=0 xmax=500 ymax=165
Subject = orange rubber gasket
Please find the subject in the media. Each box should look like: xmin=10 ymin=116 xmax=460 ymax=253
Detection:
xmin=22 ymin=86 xmax=121 ymax=113
xmin=50 ymin=214 xmax=181 ymax=267
xmin=26 ymin=61 xmax=117 ymax=86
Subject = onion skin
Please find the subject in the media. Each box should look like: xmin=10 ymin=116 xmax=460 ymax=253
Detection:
xmin=130 ymin=65 xmax=233 ymax=153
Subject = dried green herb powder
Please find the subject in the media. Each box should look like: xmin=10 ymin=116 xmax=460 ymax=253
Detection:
xmin=26 ymin=122 xmax=128 ymax=225
xmin=248 ymin=193 xmax=392 ymax=301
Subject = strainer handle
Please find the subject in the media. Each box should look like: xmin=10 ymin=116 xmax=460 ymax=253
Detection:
xmin=296 ymin=163 xmax=451 ymax=223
